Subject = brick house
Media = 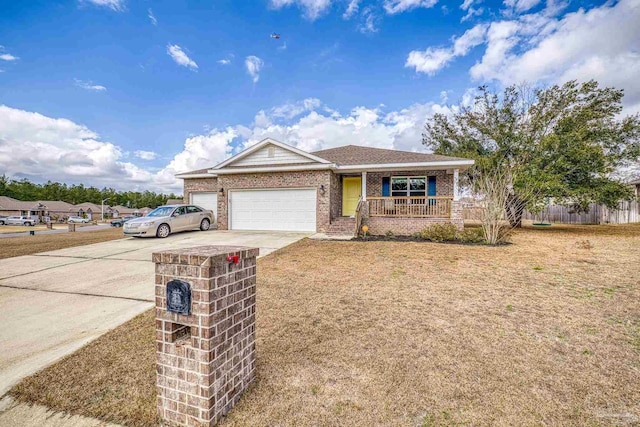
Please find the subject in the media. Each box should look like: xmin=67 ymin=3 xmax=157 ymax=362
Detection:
xmin=176 ymin=138 xmax=474 ymax=235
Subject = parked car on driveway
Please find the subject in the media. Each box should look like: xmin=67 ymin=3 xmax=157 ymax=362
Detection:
xmin=123 ymin=204 xmax=213 ymax=238
xmin=0 ymin=216 xmax=38 ymax=226
xmin=68 ymin=216 xmax=90 ymax=223
xmin=110 ymin=215 xmax=136 ymax=227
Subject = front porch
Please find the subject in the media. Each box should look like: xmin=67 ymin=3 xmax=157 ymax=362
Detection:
xmin=329 ymin=169 xmax=463 ymax=236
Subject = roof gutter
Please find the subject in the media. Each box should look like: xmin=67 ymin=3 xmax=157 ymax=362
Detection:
xmin=335 ymin=160 xmax=475 ymax=173
xmin=175 ymin=173 xmax=216 ymax=179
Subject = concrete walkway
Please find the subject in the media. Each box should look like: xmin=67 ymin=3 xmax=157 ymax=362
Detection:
xmin=0 ymin=229 xmax=309 ymax=398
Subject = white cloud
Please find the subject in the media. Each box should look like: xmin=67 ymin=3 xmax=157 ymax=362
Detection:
xmin=0 ymin=53 xmax=17 ymax=61
xmin=343 ymin=0 xmax=360 ymax=19
xmin=406 ymin=23 xmax=488 ymax=75
xmin=270 ymin=98 xmax=322 ymax=120
xmin=217 ymin=59 xmax=231 ymax=65
xmin=74 ymin=79 xmax=107 ymax=91
xmin=0 ymin=105 xmax=161 ymax=190
xmin=461 ymin=0 xmax=484 ymax=22
xmin=234 ymin=101 xmax=453 ymax=154
xmin=245 ymin=56 xmax=264 ymax=83
xmin=469 ymin=0 xmax=640 ymax=113
xmin=460 ymin=0 xmax=476 ymax=9
xmin=384 ymin=0 xmax=439 ymax=14
xmin=167 ymin=44 xmax=198 ymax=70
xmin=358 ymin=8 xmax=379 ymax=33
xmin=405 ymin=48 xmax=454 ymax=75
xmin=0 ymin=98 xmax=457 ymax=192
xmin=80 ymin=0 xmax=125 ymax=12
xmin=134 ymin=150 xmax=157 ymax=160
xmin=503 ymin=0 xmax=541 ymax=13
xmin=147 ymin=8 xmax=157 ymax=25
xmin=269 ymin=0 xmax=333 ymax=20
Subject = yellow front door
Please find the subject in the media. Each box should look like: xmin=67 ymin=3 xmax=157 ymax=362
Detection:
xmin=342 ymin=176 xmax=362 ymax=216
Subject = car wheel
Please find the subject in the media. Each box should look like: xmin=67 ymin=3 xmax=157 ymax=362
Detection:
xmin=156 ymin=223 xmax=171 ymax=238
xmin=23 ymin=222 xmax=29 ymax=226
xmin=200 ymin=218 xmax=210 ymax=231
xmin=117 ymin=223 xmax=122 ymax=228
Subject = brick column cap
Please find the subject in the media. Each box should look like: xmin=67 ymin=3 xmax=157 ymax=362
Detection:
xmin=152 ymin=245 xmax=259 ymax=266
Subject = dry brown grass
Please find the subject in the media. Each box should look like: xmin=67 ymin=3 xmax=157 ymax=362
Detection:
xmin=0 ymin=227 xmax=125 ymax=259
xmin=10 ymin=223 xmax=640 ymax=426
xmin=0 ymin=224 xmax=68 ymax=233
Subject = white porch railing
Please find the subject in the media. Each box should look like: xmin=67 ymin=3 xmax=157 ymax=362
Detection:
xmin=367 ymin=196 xmax=452 ymax=218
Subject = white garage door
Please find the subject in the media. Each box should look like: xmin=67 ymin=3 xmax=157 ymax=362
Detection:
xmin=190 ymin=192 xmax=218 ymax=221
xmin=230 ymin=189 xmax=316 ymax=232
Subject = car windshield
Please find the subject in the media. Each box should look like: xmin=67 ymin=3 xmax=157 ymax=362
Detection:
xmin=147 ymin=206 xmax=175 ymax=217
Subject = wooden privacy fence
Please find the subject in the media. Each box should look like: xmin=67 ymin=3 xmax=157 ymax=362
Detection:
xmin=464 ymin=201 xmax=640 ymax=224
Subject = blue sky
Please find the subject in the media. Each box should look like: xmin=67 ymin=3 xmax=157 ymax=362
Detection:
xmin=1 ymin=0 xmax=638 ymax=192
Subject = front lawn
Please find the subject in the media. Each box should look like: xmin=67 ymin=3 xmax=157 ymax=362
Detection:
xmin=0 ymin=227 xmax=125 ymax=259
xmin=10 ymin=224 xmax=640 ymax=426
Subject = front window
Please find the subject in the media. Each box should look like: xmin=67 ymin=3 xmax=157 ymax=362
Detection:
xmin=391 ymin=177 xmax=427 ymax=197
xmin=147 ymin=206 xmax=176 ymax=217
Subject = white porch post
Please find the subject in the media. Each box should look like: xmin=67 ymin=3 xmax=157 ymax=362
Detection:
xmin=453 ymin=168 xmax=460 ymax=201
xmin=361 ymin=171 xmax=367 ymax=201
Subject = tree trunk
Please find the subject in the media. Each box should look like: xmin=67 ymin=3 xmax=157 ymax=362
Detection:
xmin=505 ymin=193 xmax=524 ymax=228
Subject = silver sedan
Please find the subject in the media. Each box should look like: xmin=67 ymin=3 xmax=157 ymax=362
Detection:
xmin=123 ymin=204 xmax=214 ymax=238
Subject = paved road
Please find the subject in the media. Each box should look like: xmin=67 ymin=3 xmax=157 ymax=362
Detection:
xmin=0 ymin=230 xmax=309 ymax=397
xmin=0 ymin=224 xmax=112 ymax=239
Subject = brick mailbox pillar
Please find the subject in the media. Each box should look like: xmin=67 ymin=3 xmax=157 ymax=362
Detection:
xmin=153 ymin=245 xmax=259 ymax=426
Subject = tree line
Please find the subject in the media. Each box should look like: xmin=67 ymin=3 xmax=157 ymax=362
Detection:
xmin=0 ymin=176 xmax=182 ymax=209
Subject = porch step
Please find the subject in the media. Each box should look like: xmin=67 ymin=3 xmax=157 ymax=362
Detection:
xmin=326 ymin=217 xmax=356 ymax=235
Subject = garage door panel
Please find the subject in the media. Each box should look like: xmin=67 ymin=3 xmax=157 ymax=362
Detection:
xmin=190 ymin=193 xmax=218 ymax=221
xmin=230 ymin=189 xmax=316 ymax=232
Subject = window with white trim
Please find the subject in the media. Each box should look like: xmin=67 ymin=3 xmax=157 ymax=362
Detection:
xmin=391 ymin=176 xmax=427 ymax=197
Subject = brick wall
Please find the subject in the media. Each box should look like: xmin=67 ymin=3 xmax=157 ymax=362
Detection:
xmin=364 ymin=216 xmax=464 ymax=235
xmin=154 ymin=245 xmax=258 ymax=426
xmin=217 ymin=170 xmax=332 ymax=232
xmin=330 ymin=172 xmax=341 ymax=221
xmin=183 ymin=178 xmax=218 ymax=204
xmin=365 ymin=170 xmax=453 ymax=198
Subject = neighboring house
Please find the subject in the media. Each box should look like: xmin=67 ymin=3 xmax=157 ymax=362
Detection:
xmin=74 ymin=202 xmax=111 ymax=220
xmin=166 ymin=198 xmax=184 ymax=205
xmin=111 ymin=205 xmax=137 ymax=218
xmin=0 ymin=196 xmax=76 ymax=220
xmin=139 ymin=207 xmax=153 ymax=216
xmin=0 ymin=196 xmax=43 ymax=217
xmin=176 ymin=138 xmax=474 ymax=235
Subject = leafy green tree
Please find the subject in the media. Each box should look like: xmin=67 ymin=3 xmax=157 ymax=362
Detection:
xmin=423 ymin=80 xmax=640 ymax=227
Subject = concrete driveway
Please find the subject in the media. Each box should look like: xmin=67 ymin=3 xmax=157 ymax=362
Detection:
xmin=0 ymin=230 xmax=309 ymax=396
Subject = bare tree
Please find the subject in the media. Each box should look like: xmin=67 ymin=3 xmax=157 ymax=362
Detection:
xmin=470 ymin=164 xmax=540 ymax=244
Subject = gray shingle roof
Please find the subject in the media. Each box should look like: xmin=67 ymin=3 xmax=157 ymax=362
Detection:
xmin=311 ymin=145 xmax=470 ymax=166
xmin=176 ymin=144 xmax=472 ymax=176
